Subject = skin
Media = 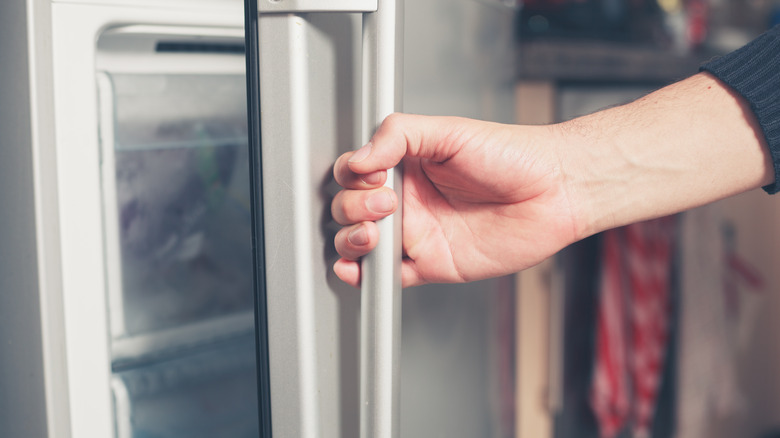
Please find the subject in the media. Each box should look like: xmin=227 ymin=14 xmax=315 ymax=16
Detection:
xmin=331 ymin=72 xmax=775 ymax=288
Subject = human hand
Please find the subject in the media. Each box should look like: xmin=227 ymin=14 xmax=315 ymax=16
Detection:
xmin=332 ymin=74 xmax=775 ymax=288
xmin=331 ymin=113 xmax=581 ymax=287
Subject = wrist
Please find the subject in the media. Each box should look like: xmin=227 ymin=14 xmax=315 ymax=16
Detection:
xmin=552 ymin=117 xmax=622 ymax=241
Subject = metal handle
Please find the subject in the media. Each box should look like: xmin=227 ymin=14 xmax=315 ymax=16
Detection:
xmin=360 ymin=1 xmax=404 ymax=438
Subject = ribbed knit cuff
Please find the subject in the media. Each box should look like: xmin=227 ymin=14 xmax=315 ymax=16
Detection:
xmin=701 ymin=25 xmax=780 ymax=194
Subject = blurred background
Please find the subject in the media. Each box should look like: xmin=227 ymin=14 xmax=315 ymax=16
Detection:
xmin=510 ymin=1 xmax=780 ymax=438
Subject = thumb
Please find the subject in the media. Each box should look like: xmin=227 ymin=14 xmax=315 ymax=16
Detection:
xmin=347 ymin=113 xmax=465 ymax=174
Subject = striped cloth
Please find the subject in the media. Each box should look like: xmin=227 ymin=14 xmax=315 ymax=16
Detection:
xmin=590 ymin=216 xmax=677 ymax=438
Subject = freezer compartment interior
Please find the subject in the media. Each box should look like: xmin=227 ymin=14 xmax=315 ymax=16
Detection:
xmin=96 ymin=27 xmax=260 ymax=438
xmin=112 ymin=335 xmax=259 ymax=438
xmin=98 ymin=71 xmax=254 ymax=340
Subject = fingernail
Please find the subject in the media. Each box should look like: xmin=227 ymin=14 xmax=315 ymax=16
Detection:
xmin=361 ymin=171 xmax=383 ymax=186
xmin=348 ymin=226 xmax=369 ymax=246
xmin=366 ymin=191 xmax=394 ymax=214
xmin=349 ymin=142 xmax=372 ymax=163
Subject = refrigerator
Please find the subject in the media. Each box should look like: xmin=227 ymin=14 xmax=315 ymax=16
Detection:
xmin=0 ymin=0 xmax=518 ymax=437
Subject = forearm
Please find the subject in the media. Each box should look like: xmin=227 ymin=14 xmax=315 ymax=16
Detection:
xmin=560 ymin=72 xmax=774 ymax=240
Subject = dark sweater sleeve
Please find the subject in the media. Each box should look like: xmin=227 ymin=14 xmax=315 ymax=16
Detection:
xmin=701 ymin=25 xmax=780 ymax=194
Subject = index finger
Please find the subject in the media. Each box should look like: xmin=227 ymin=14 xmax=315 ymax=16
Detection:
xmin=333 ymin=150 xmax=388 ymax=189
xmin=345 ymin=113 xmax=472 ymax=175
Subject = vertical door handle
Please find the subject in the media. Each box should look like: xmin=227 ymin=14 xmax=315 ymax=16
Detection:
xmin=251 ymin=1 xmax=403 ymax=436
xmin=360 ymin=1 xmax=403 ymax=438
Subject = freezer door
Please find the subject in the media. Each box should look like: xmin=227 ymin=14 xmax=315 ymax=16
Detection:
xmin=244 ymin=1 xmax=403 ymax=437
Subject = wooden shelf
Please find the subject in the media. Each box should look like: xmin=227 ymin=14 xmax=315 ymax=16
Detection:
xmin=518 ymin=39 xmax=717 ymax=83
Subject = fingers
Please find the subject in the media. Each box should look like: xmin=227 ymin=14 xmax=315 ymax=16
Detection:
xmin=333 ymin=258 xmax=361 ymax=288
xmin=337 ymin=113 xmax=469 ymax=177
xmin=401 ymin=259 xmax=426 ymax=288
xmin=332 ymin=113 xmax=471 ymax=288
xmin=333 ymin=256 xmax=428 ymax=289
xmin=334 ymin=222 xmax=380 ymax=260
xmin=333 ymin=151 xmax=387 ymax=189
xmin=331 ymin=187 xmax=397 ymax=225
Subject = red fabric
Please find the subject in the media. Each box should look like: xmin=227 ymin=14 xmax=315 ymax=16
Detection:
xmin=591 ymin=217 xmax=676 ymax=438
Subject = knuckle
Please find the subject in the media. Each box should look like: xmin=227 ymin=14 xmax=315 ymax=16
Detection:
xmin=331 ymin=190 xmax=360 ymax=225
xmin=334 ymin=228 xmax=348 ymax=251
xmin=335 ymin=228 xmax=359 ymax=260
xmin=381 ymin=113 xmax=404 ymax=132
xmin=330 ymin=191 xmax=346 ymax=222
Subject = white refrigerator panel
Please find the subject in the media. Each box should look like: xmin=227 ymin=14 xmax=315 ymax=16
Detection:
xmin=50 ymin=3 xmax=245 ymax=437
xmin=257 ymin=13 xmax=364 ymax=437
